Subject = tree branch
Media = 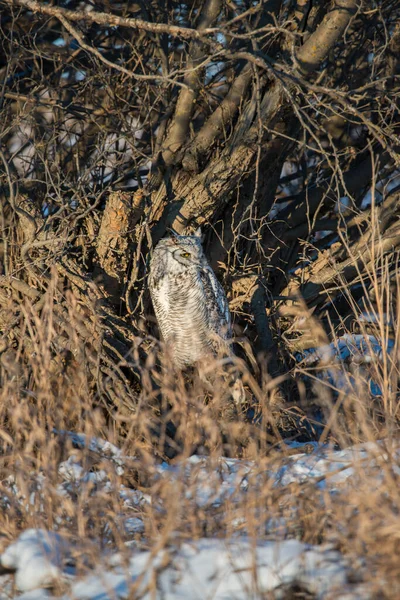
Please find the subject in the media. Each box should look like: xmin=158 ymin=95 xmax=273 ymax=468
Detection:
xmin=7 ymin=0 xmax=218 ymax=41
xmin=296 ymin=0 xmax=359 ymax=75
xmin=161 ymin=0 xmax=222 ymax=167
xmin=148 ymin=81 xmax=284 ymax=236
xmin=14 ymin=8 xmax=188 ymax=87
xmin=182 ymin=0 xmax=284 ymax=173
xmin=182 ymin=63 xmax=254 ymax=173
xmin=279 ymin=149 xmax=392 ymax=229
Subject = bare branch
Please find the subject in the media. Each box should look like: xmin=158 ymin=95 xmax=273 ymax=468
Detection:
xmin=36 ymin=12 xmax=190 ymax=87
xmin=296 ymin=0 xmax=359 ymax=74
xmin=283 ymin=149 xmax=393 ymax=229
xmin=7 ymin=0 xmax=218 ymax=40
xmin=161 ymin=0 xmax=222 ymax=166
xmin=182 ymin=63 xmax=254 ymax=173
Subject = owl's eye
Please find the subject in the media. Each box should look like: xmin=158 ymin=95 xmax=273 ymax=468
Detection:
xmin=181 ymin=252 xmax=191 ymax=258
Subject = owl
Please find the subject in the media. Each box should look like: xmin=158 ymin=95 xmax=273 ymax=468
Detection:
xmin=148 ymin=229 xmax=232 ymax=370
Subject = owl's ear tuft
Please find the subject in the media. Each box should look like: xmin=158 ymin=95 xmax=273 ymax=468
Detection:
xmin=194 ymin=227 xmax=202 ymax=239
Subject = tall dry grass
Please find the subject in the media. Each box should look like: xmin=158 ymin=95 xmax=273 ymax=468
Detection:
xmin=0 ymin=212 xmax=400 ymax=598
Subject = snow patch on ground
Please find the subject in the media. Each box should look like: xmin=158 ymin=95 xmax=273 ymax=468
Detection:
xmin=3 ymin=532 xmax=364 ymax=599
xmin=296 ymin=333 xmax=394 ymax=397
xmin=1 ymin=529 xmax=70 ymax=592
xmin=1 ymin=435 xmax=397 ymax=597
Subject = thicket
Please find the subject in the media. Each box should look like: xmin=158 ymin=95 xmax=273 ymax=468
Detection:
xmin=0 ymin=0 xmax=399 ymax=451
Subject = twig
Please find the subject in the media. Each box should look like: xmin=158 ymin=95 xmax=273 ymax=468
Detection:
xmin=8 ymin=0 xmax=218 ymax=40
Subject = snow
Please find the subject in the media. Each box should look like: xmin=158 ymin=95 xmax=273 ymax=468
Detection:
xmin=297 ymin=333 xmax=394 ymax=366
xmin=1 ymin=433 xmax=397 ymax=598
xmin=5 ymin=534 xmax=362 ymax=600
xmin=1 ymin=529 xmax=70 ymax=592
xmin=295 ymin=333 xmax=395 ymax=397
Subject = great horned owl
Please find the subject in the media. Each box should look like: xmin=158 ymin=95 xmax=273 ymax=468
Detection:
xmin=148 ymin=229 xmax=232 ymax=370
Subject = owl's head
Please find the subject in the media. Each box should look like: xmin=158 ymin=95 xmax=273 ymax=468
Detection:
xmin=152 ymin=228 xmax=207 ymax=273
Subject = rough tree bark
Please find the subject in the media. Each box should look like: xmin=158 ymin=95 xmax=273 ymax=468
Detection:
xmin=0 ymin=0 xmax=399 ymax=445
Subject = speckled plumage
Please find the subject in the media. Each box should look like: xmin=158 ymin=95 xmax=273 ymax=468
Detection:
xmin=148 ymin=231 xmax=231 ymax=369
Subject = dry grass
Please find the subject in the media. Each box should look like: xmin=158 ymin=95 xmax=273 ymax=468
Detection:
xmin=0 ymin=242 xmax=399 ymax=598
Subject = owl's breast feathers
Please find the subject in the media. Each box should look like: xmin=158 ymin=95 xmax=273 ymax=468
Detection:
xmin=149 ymin=266 xmax=231 ymax=368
